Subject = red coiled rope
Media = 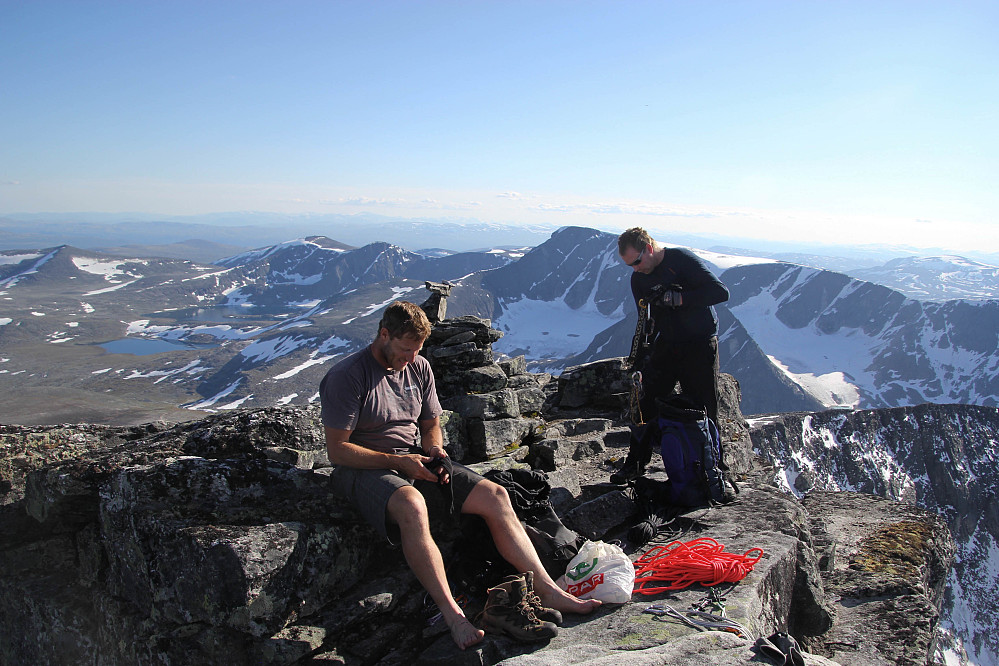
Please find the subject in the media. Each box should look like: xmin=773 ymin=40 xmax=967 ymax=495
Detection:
xmin=633 ymin=537 xmax=764 ymax=594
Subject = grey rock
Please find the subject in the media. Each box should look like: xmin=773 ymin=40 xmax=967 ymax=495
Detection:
xmin=442 ymin=390 xmax=520 ymax=420
xmin=506 ymin=374 xmax=539 ymax=389
xmin=513 ymin=387 xmax=545 ymax=415
xmin=557 ymin=358 xmax=632 ymax=409
xmin=461 ymin=364 xmax=510 ymax=393
xmin=497 ymin=355 xmax=527 ymax=377
xmin=802 ymin=491 xmax=954 ymax=666
xmin=440 ymin=330 xmax=476 ymax=347
xmin=430 ymin=340 xmax=479 ymax=359
xmin=467 ymin=417 xmax=538 ymax=459
xmin=563 ymin=489 xmax=636 ymax=540
xmin=532 ymin=437 xmax=605 ymax=469
xmin=439 ymin=409 xmax=469 ymax=461
xmin=546 ymin=418 xmax=613 ymax=438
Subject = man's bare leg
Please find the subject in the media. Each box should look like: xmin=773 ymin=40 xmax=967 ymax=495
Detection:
xmin=462 ymin=481 xmax=602 ymax=615
xmin=388 ymin=486 xmax=484 ymax=649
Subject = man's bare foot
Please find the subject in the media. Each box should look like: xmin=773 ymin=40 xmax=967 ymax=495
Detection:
xmin=446 ymin=614 xmax=485 ymax=650
xmin=539 ymin=586 xmax=602 ymax=615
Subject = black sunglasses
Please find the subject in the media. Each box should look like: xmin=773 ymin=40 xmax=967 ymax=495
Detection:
xmin=627 ymin=247 xmax=646 ymax=267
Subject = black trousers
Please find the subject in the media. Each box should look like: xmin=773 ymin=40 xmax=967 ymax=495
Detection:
xmin=627 ymin=335 xmax=722 ymax=468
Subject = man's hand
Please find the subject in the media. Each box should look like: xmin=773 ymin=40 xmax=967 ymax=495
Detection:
xmin=425 ymin=444 xmax=448 ymax=460
xmin=394 ymin=453 xmax=440 ymax=482
xmin=422 ymin=445 xmax=451 ymax=485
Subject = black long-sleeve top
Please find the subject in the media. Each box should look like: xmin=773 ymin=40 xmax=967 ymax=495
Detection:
xmin=630 ymin=247 xmax=730 ymax=344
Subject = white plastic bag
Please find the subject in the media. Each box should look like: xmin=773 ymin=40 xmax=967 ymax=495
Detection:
xmin=556 ymin=539 xmax=635 ymax=603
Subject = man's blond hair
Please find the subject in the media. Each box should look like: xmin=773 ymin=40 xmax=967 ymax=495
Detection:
xmin=377 ymin=301 xmax=432 ymax=340
xmin=618 ymin=227 xmax=656 ymax=256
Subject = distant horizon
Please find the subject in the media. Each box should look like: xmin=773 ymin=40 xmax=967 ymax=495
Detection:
xmin=3 ymin=209 xmax=998 ymax=266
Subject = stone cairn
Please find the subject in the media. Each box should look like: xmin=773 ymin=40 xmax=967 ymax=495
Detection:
xmin=425 ymin=315 xmax=544 ymax=461
xmin=418 ymin=287 xmax=631 ymax=475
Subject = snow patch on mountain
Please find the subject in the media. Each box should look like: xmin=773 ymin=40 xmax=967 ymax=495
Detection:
xmin=181 ymin=267 xmax=237 ymax=283
xmin=83 ymin=279 xmax=140 ymax=296
xmin=271 ymin=337 xmax=355 ymax=378
xmin=492 ymin=295 xmax=625 ymax=364
xmin=240 ymin=335 xmax=310 ymax=364
xmin=219 ymin=394 xmax=253 ymax=409
xmin=186 ymin=379 xmax=243 ymax=410
xmin=72 ymin=256 xmax=144 ymax=279
xmin=767 ymin=355 xmax=860 ymax=408
xmin=126 ymin=319 xmax=260 ymax=342
xmin=316 ymin=336 xmax=354 ymax=354
xmin=221 ymin=285 xmax=256 ymax=307
xmin=122 ymin=359 xmax=207 ymax=384
xmin=341 ymin=286 xmax=417 ymax=325
xmin=272 ymin=352 xmax=340 ymax=380
xmin=271 ymin=270 xmax=323 ymax=285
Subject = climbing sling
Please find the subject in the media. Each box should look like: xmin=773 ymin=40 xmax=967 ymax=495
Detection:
xmin=627 ymin=297 xmax=655 ymax=426
xmin=627 ymin=297 xmax=654 ymax=370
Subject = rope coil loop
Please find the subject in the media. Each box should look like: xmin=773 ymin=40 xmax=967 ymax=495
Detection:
xmin=633 ymin=537 xmax=764 ymax=594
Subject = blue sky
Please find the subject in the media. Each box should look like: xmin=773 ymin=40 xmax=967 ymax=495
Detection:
xmin=2 ymin=1 xmax=998 ymax=253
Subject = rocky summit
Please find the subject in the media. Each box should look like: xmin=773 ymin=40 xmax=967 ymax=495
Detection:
xmin=0 ymin=311 xmax=960 ymax=665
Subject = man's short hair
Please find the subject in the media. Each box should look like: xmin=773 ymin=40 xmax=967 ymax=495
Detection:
xmin=378 ymin=301 xmax=432 ymax=340
xmin=618 ymin=227 xmax=655 ymax=256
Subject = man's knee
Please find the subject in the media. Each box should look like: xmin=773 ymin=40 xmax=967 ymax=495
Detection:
xmin=387 ymin=485 xmax=430 ymax=527
xmin=466 ymin=479 xmax=515 ymax=517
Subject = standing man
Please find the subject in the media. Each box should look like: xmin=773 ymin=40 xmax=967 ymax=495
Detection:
xmin=611 ymin=228 xmax=730 ymax=484
xmin=320 ymin=301 xmax=600 ymax=650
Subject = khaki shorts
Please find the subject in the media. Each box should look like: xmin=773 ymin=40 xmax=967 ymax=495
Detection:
xmin=328 ymin=459 xmax=484 ymax=542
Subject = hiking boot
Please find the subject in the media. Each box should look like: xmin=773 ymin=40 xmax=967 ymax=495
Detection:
xmin=519 ymin=571 xmax=563 ymax=626
xmin=478 ymin=574 xmax=559 ymax=642
xmin=610 ymin=458 xmax=645 ymax=485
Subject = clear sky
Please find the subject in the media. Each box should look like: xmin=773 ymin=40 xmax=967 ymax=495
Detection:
xmin=2 ymin=1 xmax=998 ymax=254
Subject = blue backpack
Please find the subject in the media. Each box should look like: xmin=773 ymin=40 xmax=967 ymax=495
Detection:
xmin=655 ymin=396 xmax=732 ymax=507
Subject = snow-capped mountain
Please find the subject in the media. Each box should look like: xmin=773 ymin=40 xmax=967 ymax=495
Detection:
xmin=750 ymin=404 xmax=999 ymax=666
xmin=724 ymin=262 xmax=999 ymax=409
xmin=482 ymin=227 xmax=999 ymax=413
xmin=3 ymin=227 xmax=999 ymax=425
xmin=482 ymin=227 xmax=632 ymax=366
xmin=0 ymin=239 xmax=511 ymax=424
xmin=847 ymin=255 xmax=999 ymax=302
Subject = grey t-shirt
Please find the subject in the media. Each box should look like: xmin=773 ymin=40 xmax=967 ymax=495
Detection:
xmin=319 ymin=346 xmax=443 ymax=454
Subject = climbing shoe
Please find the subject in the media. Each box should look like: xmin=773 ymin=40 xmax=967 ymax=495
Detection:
xmin=478 ymin=574 xmax=558 ymax=642
xmin=610 ymin=458 xmax=645 ymax=485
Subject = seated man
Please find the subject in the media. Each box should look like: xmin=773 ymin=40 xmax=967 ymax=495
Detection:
xmin=319 ymin=301 xmax=600 ymax=650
